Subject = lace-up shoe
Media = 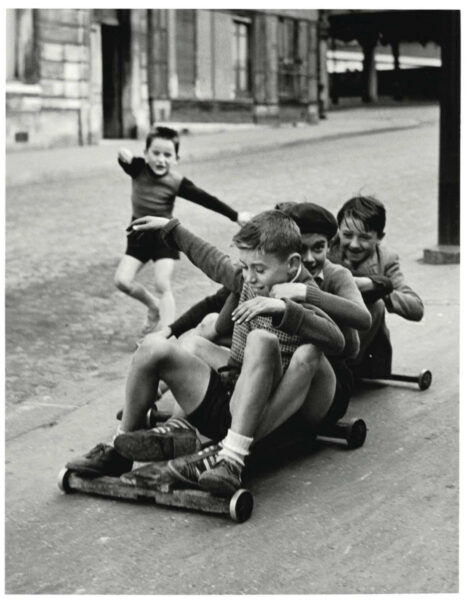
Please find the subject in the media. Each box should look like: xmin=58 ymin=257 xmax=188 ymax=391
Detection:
xmin=114 ymin=418 xmax=200 ymax=462
xmin=66 ymin=444 xmax=132 ymax=476
xmin=198 ymin=458 xmax=243 ymax=497
xmin=167 ymin=444 xmax=221 ymax=486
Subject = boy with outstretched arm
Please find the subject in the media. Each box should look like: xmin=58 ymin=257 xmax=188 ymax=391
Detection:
xmin=329 ymin=195 xmax=424 ymax=378
xmin=115 ymin=125 xmax=249 ymax=337
xmin=67 ymin=211 xmax=344 ymax=496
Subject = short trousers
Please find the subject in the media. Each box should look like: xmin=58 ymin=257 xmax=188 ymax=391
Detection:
xmin=186 ymin=367 xmax=237 ymax=442
xmin=125 ymin=222 xmax=180 ymax=263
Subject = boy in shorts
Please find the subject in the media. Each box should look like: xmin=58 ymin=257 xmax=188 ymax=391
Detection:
xmin=115 ymin=125 xmax=248 ymax=336
xmin=329 ymin=195 xmax=424 ymax=378
xmin=67 ymin=211 xmax=345 ymax=495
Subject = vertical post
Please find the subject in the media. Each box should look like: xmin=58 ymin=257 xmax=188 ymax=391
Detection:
xmin=423 ymin=10 xmax=460 ymax=264
xmin=360 ymin=33 xmax=378 ymax=103
xmin=391 ymin=39 xmax=402 ymax=101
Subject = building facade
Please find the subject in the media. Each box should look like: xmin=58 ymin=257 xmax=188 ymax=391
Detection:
xmin=6 ymin=8 xmax=322 ymax=150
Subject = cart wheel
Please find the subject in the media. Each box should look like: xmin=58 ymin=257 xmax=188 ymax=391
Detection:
xmin=418 ymin=369 xmax=432 ymax=391
xmin=57 ymin=467 xmax=72 ymax=493
xmin=229 ymin=489 xmax=254 ymax=523
xmin=345 ymin=419 xmax=367 ymax=450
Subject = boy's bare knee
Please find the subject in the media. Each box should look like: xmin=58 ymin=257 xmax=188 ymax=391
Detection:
xmin=114 ymin=274 xmax=132 ymax=294
xmin=196 ymin=313 xmax=218 ymax=337
xmin=244 ymin=329 xmax=279 ymax=360
xmin=154 ymin=280 xmax=171 ymax=295
xmin=290 ymin=344 xmax=322 ymax=372
xmin=134 ymin=336 xmax=173 ymax=367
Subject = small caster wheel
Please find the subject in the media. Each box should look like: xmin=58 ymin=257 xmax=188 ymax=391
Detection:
xmin=418 ymin=369 xmax=432 ymax=391
xmin=345 ymin=419 xmax=367 ymax=450
xmin=57 ymin=467 xmax=72 ymax=493
xmin=229 ymin=489 xmax=254 ymax=523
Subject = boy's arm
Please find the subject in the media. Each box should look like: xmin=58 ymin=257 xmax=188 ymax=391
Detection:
xmin=273 ymin=299 xmax=345 ymax=356
xmin=117 ymin=155 xmax=146 ymax=178
xmin=305 ymin=269 xmax=371 ymax=331
xmin=384 ymin=254 xmax=424 ymax=321
xmin=169 ymin=287 xmax=230 ymax=338
xmin=161 ymin=219 xmax=243 ymax=293
xmin=178 ymin=178 xmax=238 ymax=222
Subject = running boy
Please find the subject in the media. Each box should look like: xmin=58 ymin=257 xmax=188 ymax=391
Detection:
xmin=67 ymin=211 xmax=344 ymax=495
xmin=115 ymin=125 xmax=248 ymax=336
xmin=329 ymin=195 xmax=424 ymax=378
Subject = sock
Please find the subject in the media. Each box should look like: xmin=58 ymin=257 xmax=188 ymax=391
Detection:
xmin=218 ymin=429 xmax=253 ymax=467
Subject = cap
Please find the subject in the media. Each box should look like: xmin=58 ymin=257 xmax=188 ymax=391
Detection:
xmin=279 ymin=202 xmax=337 ymax=240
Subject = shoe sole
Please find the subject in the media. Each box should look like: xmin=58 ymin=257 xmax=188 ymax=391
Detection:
xmin=115 ymin=432 xmax=200 ymax=462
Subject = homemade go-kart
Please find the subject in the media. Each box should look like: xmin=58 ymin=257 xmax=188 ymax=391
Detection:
xmin=58 ymin=410 xmax=367 ymax=524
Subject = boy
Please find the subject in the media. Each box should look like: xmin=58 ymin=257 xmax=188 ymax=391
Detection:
xmin=329 ymin=195 xmax=424 ymax=378
xmin=156 ymin=202 xmax=371 ymax=426
xmin=115 ymin=125 xmax=249 ymax=336
xmin=67 ymin=211 xmax=344 ymax=496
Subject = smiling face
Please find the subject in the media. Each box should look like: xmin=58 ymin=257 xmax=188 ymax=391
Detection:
xmin=300 ymin=232 xmax=328 ymax=277
xmin=144 ymin=137 xmax=178 ymax=177
xmin=238 ymin=248 xmax=300 ymax=296
xmin=338 ymin=216 xmax=381 ymax=267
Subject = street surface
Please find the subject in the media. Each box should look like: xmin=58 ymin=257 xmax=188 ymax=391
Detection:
xmin=5 ymin=104 xmax=459 ymax=593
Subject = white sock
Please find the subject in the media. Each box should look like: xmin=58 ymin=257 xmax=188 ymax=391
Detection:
xmin=218 ymin=429 xmax=253 ymax=467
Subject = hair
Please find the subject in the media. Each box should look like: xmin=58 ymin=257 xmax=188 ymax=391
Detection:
xmin=232 ymin=210 xmax=302 ymax=259
xmin=145 ymin=126 xmax=180 ymax=156
xmin=336 ymin=195 xmax=386 ymax=237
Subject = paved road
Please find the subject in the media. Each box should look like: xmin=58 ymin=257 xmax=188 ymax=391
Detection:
xmin=5 ymin=106 xmax=459 ymax=593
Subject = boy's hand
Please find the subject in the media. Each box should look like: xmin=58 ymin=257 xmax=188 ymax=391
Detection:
xmin=128 ymin=216 xmax=170 ymax=233
xmin=237 ymin=211 xmax=253 ymax=227
xmin=270 ymin=282 xmax=306 ymax=302
xmin=232 ymin=297 xmax=285 ymax=324
xmin=118 ymin=147 xmax=133 ymax=163
xmin=353 ymin=276 xmax=375 ymax=292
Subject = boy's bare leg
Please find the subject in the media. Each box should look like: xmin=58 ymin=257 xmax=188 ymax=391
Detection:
xmin=254 ymin=346 xmax=332 ymax=439
xmin=153 ymin=258 xmax=176 ymax=327
xmin=121 ymin=336 xmax=212 ymax=432
xmin=114 ymin=255 xmax=160 ymax=316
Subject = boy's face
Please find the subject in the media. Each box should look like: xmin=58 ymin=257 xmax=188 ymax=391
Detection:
xmin=238 ymin=248 xmax=300 ymax=296
xmin=300 ymin=232 xmax=328 ymax=277
xmin=338 ymin=216 xmax=381 ymax=266
xmin=145 ymin=137 xmax=178 ymax=176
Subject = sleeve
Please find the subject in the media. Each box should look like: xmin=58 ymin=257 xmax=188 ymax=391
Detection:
xmin=272 ymin=299 xmax=345 ymax=356
xmin=169 ymin=287 xmax=230 ymax=338
xmin=305 ymin=268 xmax=372 ymax=331
xmin=161 ymin=219 xmax=244 ymax=293
xmin=361 ymin=275 xmax=394 ymax=305
xmin=178 ymin=178 xmax=238 ymax=222
xmin=383 ymin=253 xmax=424 ymax=321
xmin=118 ymin=157 xmax=145 ymax=178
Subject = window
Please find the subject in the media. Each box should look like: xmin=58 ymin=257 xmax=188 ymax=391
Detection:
xmin=232 ymin=20 xmax=251 ymax=97
xmin=6 ymin=9 xmax=38 ymax=83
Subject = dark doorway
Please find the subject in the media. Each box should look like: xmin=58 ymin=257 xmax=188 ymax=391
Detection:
xmin=101 ymin=10 xmax=130 ymax=138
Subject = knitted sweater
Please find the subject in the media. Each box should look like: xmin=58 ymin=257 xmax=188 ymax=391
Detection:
xmin=118 ymin=157 xmax=238 ymax=222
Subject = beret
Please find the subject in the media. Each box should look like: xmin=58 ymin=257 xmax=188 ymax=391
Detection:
xmin=279 ymin=202 xmax=338 ymax=240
